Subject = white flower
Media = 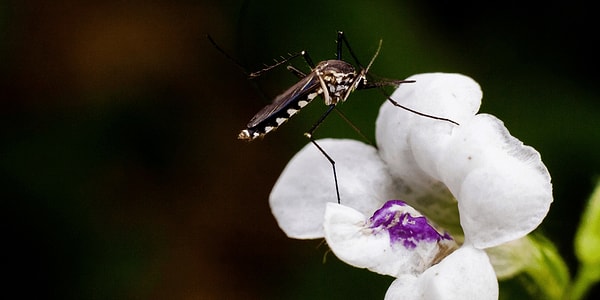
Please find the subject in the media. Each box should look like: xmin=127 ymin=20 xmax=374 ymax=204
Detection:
xmin=269 ymin=73 xmax=553 ymax=299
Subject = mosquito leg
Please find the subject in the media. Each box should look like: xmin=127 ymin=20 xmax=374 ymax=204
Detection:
xmin=333 ymin=107 xmax=373 ymax=145
xmin=337 ymin=31 xmax=364 ymax=68
xmin=249 ymin=52 xmax=305 ymax=78
xmin=250 ymin=49 xmax=316 ymax=80
xmin=286 ymin=65 xmax=307 ymax=78
xmin=207 ymin=34 xmax=251 ymax=75
xmin=285 ymin=50 xmax=317 ymax=79
xmin=309 ymin=138 xmax=341 ymax=204
xmin=359 ymin=79 xmax=415 ymax=90
xmin=359 ymin=80 xmax=459 ymax=126
xmin=207 ymin=34 xmax=275 ymax=103
xmin=304 ymin=104 xmax=341 ymax=203
xmin=385 ymin=95 xmax=459 ymax=125
xmin=299 ymin=51 xmax=316 ymax=68
xmin=305 ymin=104 xmax=336 ymax=139
xmin=336 ymin=31 xmax=343 ymax=60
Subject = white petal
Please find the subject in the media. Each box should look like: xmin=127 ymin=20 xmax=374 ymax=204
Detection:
xmin=269 ymin=139 xmax=397 ymax=239
xmin=323 ymin=202 xmax=457 ymax=277
xmin=385 ymin=246 xmax=499 ymax=300
xmin=439 ymin=115 xmax=552 ymax=248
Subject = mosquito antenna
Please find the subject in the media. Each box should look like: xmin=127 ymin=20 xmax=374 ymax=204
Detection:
xmin=364 ymin=39 xmax=382 ymax=73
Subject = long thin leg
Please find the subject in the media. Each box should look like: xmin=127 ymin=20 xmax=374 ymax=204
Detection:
xmin=249 ymin=52 xmax=303 ymax=78
xmin=304 ymin=104 xmax=341 ymax=203
xmin=207 ymin=34 xmax=274 ymax=103
xmin=359 ymin=79 xmax=415 ymax=90
xmin=309 ymin=139 xmax=341 ymax=203
xmin=336 ymin=31 xmax=344 ymax=60
xmin=333 ymin=108 xmax=373 ymax=145
xmin=250 ymin=50 xmax=316 ymax=78
xmin=208 ymin=34 xmax=317 ymax=79
xmin=207 ymin=34 xmax=250 ymax=75
xmin=358 ymin=74 xmax=460 ymax=126
xmin=286 ymin=65 xmax=307 ymax=78
xmin=305 ymin=104 xmax=336 ymax=139
xmin=385 ymin=94 xmax=459 ymax=125
xmin=337 ymin=31 xmax=364 ymax=68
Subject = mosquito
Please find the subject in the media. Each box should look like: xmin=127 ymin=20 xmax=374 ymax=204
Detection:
xmin=208 ymin=31 xmax=458 ymax=203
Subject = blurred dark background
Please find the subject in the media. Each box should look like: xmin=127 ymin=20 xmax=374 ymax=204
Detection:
xmin=2 ymin=0 xmax=598 ymax=299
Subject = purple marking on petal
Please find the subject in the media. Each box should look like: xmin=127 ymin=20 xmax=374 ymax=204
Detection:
xmin=370 ymin=200 xmax=407 ymax=228
xmin=369 ymin=200 xmax=452 ymax=249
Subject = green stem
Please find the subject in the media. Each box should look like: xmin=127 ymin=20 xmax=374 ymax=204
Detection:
xmin=568 ymin=264 xmax=600 ymax=300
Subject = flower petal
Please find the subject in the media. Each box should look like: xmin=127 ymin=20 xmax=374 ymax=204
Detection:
xmin=385 ymin=245 xmax=498 ymax=300
xmin=323 ymin=202 xmax=457 ymax=277
xmin=269 ymin=139 xmax=397 ymax=238
xmin=439 ymin=114 xmax=553 ymax=248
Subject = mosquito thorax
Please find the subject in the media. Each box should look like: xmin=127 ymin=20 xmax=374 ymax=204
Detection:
xmin=314 ymin=60 xmax=358 ymax=105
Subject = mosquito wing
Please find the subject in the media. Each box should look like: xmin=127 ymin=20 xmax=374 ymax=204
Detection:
xmin=239 ymin=72 xmax=323 ymax=140
xmin=247 ymin=73 xmax=321 ymax=127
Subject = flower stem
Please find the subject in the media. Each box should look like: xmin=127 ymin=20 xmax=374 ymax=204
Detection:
xmin=568 ymin=263 xmax=600 ymax=300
